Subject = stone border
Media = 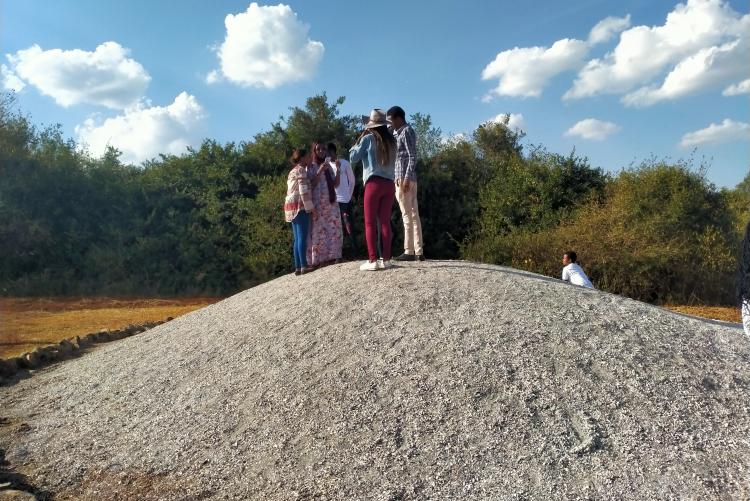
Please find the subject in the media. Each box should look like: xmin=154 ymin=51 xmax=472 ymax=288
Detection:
xmin=0 ymin=318 xmax=172 ymax=386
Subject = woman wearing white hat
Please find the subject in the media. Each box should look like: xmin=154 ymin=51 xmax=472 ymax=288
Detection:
xmin=349 ymin=109 xmax=397 ymax=271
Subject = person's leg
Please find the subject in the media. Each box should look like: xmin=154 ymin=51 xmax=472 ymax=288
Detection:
xmin=291 ymin=219 xmax=301 ymax=269
xmin=743 ymin=298 xmax=750 ymax=337
xmin=395 ymin=183 xmax=414 ymax=255
xmin=339 ymin=202 xmax=357 ymax=257
xmin=409 ymin=182 xmax=424 ymax=257
xmin=293 ymin=211 xmax=309 ymax=268
xmin=363 ymin=181 xmax=379 ymax=262
xmin=377 ymin=178 xmax=396 ymax=261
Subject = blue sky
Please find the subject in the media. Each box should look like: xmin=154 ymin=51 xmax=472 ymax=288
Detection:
xmin=2 ymin=0 xmax=748 ymax=187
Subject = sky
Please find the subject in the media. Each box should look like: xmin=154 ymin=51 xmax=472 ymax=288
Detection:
xmin=1 ymin=0 xmax=749 ymax=187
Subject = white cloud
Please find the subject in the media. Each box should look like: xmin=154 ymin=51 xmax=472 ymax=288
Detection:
xmin=481 ymin=14 xmax=629 ymax=100
xmin=205 ymin=70 xmax=221 ymax=85
xmin=482 ymin=39 xmax=589 ymax=99
xmin=210 ymin=3 xmax=324 ymax=89
xmin=75 ymin=92 xmax=206 ymax=164
xmin=588 ymin=15 xmax=632 ymax=44
xmin=565 ymin=0 xmax=749 ymax=101
xmin=7 ymin=42 xmax=150 ymax=109
xmin=679 ymin=118 xmax=750 ymax=147
xmin=564 ymin=118 xmax=621 ymax=141
xmin=622 ymin=36 xmax=750 ymax=106
xmin=440 ymin=133 xmax=468 ymax=146
xmin=1 ymin=64 xmax=25 ymax=92
xmin=723 ymin=78 xmax=750 ymax=96
xmin=489 ymin=113 xmax=526 ymax=131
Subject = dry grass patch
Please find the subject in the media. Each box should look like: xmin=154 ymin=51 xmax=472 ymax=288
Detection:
xmin=664 ymin=305 xmax=740 ymax=323
xmin=0 ymin=297 xmax=221 ymax=358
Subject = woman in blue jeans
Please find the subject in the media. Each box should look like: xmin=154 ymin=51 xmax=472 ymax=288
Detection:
xmin=284 ymin=149 xmax=317 ymax=275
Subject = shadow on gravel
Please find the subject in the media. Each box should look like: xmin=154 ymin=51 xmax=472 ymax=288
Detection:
xmin=0 ymin=446 xmax=54 ymax=500
xmin=0 ymin=369 xmax=34 ymax=389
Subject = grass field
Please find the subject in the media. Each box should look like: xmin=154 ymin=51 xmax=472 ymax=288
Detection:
xmin=0 ymin=297 xmax=741 ymax=360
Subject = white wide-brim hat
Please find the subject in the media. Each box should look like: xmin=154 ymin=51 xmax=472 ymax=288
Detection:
xmin=364 ymin=108 xmax=387 ymax=129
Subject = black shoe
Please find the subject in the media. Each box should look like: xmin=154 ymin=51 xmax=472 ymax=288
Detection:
xmin=417 ymin=254 xmax=425 ymax=261
xmin=393 ymin=253 xmax=416 ymax=262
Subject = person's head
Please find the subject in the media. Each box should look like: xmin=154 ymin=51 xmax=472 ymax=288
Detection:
xmin=327 ymin=142 xmax=337 ymax=160
xmin=363 ymin=109 xmax=396 ymax=166
xmin=562 ymin=250 xmax=577 ymax=266
xmin=290 ymin=148 xmax=309 ymax=166
xmin=386 ymin=106 xmax=406 ymax=130
xmin=312 ymin=141 xmax=327 ymax=163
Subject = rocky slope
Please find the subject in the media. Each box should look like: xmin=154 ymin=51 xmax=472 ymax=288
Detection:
xmin=1 ymin=261 xmax=748 ymax=500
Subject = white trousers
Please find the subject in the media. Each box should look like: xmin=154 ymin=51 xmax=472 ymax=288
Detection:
xmin=395 ymin=181 xmax=423 ymax=256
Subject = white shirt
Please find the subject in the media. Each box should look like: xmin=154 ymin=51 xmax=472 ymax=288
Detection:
xmin=562 ymin=263 xmax=594 ymax=289
xmin=331 ymin=158 xmax=355 ymax=203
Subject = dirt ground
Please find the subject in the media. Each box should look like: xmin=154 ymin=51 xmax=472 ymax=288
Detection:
xmin=0 ymin=297 xmax=221 ymax=358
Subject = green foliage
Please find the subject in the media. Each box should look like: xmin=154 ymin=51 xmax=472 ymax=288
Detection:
xmin=464 ymin=147 xmax=607 ymax=262
xmin=410 ymin=112 xmax=442 ymax=160
xmin=468 ymin=161 xmax=738 ymax=304
xmin=0 ymin=91 xmax=746 ymax=304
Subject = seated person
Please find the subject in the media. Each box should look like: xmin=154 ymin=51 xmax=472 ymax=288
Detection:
xmin=561 ymin=250 xmax=594 ymax=289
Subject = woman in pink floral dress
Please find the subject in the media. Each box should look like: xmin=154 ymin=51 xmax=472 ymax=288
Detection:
xmin=306 ymin=142 xmax=343 ymax=266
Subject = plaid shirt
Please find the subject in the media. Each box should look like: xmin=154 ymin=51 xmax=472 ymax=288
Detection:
xmin=393 ymin=123 xmax=417 ymax=182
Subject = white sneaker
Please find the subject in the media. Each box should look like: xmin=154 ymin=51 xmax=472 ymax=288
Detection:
xmin=359 ymin=260 xmax=379 ymax=271
xmin=377 ymin=259 xmax=393 ymax=270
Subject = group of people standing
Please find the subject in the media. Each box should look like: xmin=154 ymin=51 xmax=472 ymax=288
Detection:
xmin=284 ymin=106 xmax=424 ymax=274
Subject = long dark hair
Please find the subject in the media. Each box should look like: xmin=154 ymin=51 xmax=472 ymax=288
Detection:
xmin=738 ymin=220 xmax=750 ymax=303
xmin=357 ymin=125 xmax=396 ymax=167
xmin=289 ymin=148 xmax=307 ymax=165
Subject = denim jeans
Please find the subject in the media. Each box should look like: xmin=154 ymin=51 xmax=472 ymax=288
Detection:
xmin=291 ymin=211 xmax=310 ymax=268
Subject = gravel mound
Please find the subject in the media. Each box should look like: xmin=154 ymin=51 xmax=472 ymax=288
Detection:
xmin=1 ymin=261 xmax=749 ymax=500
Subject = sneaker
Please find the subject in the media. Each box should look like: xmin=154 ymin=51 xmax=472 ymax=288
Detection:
xmin=393 ymin=253 xmax=416 ymax=262
xmin=417 ymin=254 xmax=426 ymax=261
xmin=377 ymin=259 xmax=393 ymax=270
xmin=359 ymin=260 xmax=379 ymax=271
xmin=294 ymin=269 xmax=301 ymax=276
xmin=300 ymin=266 xmax=315 ymax=274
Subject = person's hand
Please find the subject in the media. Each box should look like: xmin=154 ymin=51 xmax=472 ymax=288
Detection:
xmin=402 ymin=179 xmax=411 ymax=193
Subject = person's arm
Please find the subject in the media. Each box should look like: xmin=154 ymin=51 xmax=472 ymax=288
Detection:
xmin=298 ymin=171 xmax=315 ymax=213
xmin=403 ymin=126 xmax=418 ymax=181
xmin=333 ymin=160 xmax=341 ymax=188
xmin=349 ymin=135 xmax=370 ymax=165
xmin=346 ymin=162 xmax=356 ymax=201
xmin=561 ymin=267 xmax=570 ymax=282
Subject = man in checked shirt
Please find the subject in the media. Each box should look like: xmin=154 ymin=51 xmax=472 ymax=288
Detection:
xmin=387 ymin=106 xmax=425 ymax=261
